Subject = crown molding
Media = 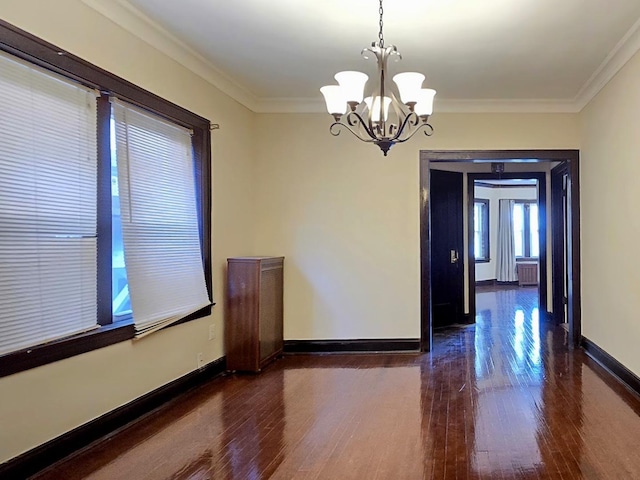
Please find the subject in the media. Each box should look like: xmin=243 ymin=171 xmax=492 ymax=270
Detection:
xmin=574 ymin=16 xmax=640 ymax=111
xmin=82 ymin=0 xmax=260 ymax=111
xmin=433 ymin=99 xmax=580 ymax=114
xmin=252 ymin=98 xmax=327 ymax=114
xmin=254 ymin=97 xmax=581 ymax=114
xmin=83 ymin=0 xmax=640 ymax=115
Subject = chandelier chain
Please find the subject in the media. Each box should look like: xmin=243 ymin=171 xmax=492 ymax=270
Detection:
xmin=378 ymin=0 xmax=384 ymax=48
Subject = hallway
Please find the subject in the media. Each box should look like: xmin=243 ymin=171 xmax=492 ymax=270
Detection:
xmin=36 ymin=288 xmax=640 ymax=479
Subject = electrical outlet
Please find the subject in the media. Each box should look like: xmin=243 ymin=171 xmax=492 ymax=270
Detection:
xmin=197 ymin=352 xmax=204 ymax=369
xmin=208 ymin=323 xmax=216 ymax=341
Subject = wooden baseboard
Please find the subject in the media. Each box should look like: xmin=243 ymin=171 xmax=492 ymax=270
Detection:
xmin=581 ymin=337 xmax=640 ymax=398
xmin=0 ymin=357 xmax=227 ymax=479
xmin=283 ymin=339 xmax=420 ymax=353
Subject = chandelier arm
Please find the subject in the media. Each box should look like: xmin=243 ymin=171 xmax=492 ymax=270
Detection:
xmin=389 ymin=111 xmax=421 ymax=141
xmin=345 ymin=111 xmax=379 ymax=141
xmin=329 ymin=121 xmax=379 ymax=144
xmin=391 ymin=122 xmax=434 ymax=144
xmin=421 ymin=123 xmax=435 ymax=137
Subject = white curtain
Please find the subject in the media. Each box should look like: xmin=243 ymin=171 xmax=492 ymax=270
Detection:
xmin=496 ymin=199 xmax=517 ymax=282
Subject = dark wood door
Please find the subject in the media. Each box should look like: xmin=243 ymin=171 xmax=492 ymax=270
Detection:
xmin=430 ymin=169 xmax=464 ymax=328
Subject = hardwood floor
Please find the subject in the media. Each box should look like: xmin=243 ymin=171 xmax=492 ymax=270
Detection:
xmin=34 ymin=287 xmax=640 ymax=479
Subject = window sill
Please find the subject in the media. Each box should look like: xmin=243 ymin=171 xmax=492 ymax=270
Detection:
xmin=475 ymin=258 xmax=491 ymax=263
xmin=0 ymin=321 xmax=134 ymax=379
xmin=0 ymin=305 xmax=214 ymax=379
xmin=516 ymin=257 xmax=539 ymax=262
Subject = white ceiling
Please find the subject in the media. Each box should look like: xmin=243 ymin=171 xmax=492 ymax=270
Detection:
xmin=84 ymin=0 xmax=640 ymax=113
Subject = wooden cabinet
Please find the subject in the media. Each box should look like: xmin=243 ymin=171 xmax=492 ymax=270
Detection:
xmin=226 ymin=257 xmax=284 ymax=372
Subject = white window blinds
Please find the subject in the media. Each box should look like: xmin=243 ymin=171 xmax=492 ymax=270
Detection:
xmin=112 ymin=100 xmax=210 ymax=337
xmin=0 ymin=51 xmax=98 ymax=355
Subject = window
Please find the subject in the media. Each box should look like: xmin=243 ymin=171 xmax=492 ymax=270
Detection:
xmin=112 ymin=100 xmax=210 ymax=336
xmin=513 ymin=201 xmax=539 ymax=259
xmin=111 ymin=118 xmax=131 ymax=320
xmin=0 ymin=52 xmax=99 ymax=356
xmin=473 ymin=199 xmax=490 ymax=262
xmin=0 ymin=22 xmax=212 ymax=377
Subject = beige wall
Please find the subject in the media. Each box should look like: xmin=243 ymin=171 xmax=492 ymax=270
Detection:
xmin=254 ymin=113 xmax=579 ymax=340
xmin=0 ymin=0 xmax=256 ymax=462
xmin=580 ymin=48 xmax=640 ymax=376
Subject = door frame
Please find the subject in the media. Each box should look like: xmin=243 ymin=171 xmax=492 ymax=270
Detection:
xmin=419 ymin=150 xmax=581 ymax=352
xmin=467 ymin=172 xmax=547 ymax=323
xmin=551 ymin=162 xmax=571 ymax=324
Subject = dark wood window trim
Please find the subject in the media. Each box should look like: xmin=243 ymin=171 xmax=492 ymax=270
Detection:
xmin=473 ymin=198 xmax=490 ymax=262
xmin=0 ymin=20 xmax=212 ymax=378
xmin=0 ymin=322 xmax=134 ymax=378
xmin=97 ymin=94 xmax=113 ymax=327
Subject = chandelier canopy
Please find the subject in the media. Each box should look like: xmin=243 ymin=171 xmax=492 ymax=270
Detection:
xmin=320 ymin=0 xmax=436 ymax=156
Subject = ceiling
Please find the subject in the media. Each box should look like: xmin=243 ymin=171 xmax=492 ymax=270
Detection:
xmin=84 ymin=0 xmax=640 ymax=113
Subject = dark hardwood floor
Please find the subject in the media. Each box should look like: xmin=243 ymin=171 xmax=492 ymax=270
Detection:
xmin=34 ymin=286 xmax=640 ymax=479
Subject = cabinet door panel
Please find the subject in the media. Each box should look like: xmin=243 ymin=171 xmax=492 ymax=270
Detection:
xmin=259 ymin=266 xmax=284 ymax=362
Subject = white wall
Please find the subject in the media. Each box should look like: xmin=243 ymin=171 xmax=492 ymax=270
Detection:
xmin=0 ymin=0 xmax=256 ymax=463
xmin=580 ymin=47 xmax=640 ymax=376
xmin=474 ymin=185 xmax=538 ymax=282
xmin=254 ymin=113 xmax=579 ymax=340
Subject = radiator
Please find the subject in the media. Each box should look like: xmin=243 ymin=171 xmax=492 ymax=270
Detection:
xmin=517 ymin=263 xmax=538 ymax=286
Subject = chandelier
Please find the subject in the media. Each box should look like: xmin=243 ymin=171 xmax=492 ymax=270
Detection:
xmin=320 ymin=0 xmax=436 ymax=156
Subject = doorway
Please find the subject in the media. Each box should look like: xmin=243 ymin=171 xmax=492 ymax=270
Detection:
xmin=419 ymin=150 xmax=581 ymax=352
xmin=467 ymin=172 xmax=547 ymax=322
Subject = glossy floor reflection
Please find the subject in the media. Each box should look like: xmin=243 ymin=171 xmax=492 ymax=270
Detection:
xmin=35 ymin=286 xmax=640 ymax=479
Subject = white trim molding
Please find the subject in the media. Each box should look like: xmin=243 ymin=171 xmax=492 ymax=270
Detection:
xmin=574 ymin=16 xmax=640 ymax=111
xmin=433 ymin=99 xmax=581 ymax=114
xmin=253 ymin=98 xmax=581 ymax=114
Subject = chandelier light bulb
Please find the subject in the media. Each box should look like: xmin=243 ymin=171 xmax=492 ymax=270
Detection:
xmin=334 ymin=71 xmax=369 ymax=105
xmin=392 ymin=72 xmax=425 ymax=105
xmin=320 ymin=85 xmax=347 ymax=118
xmin=415 ymin=88 xmax=437 ymax=117
xmin=364 ymin=96 xmax=392 ymax=122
